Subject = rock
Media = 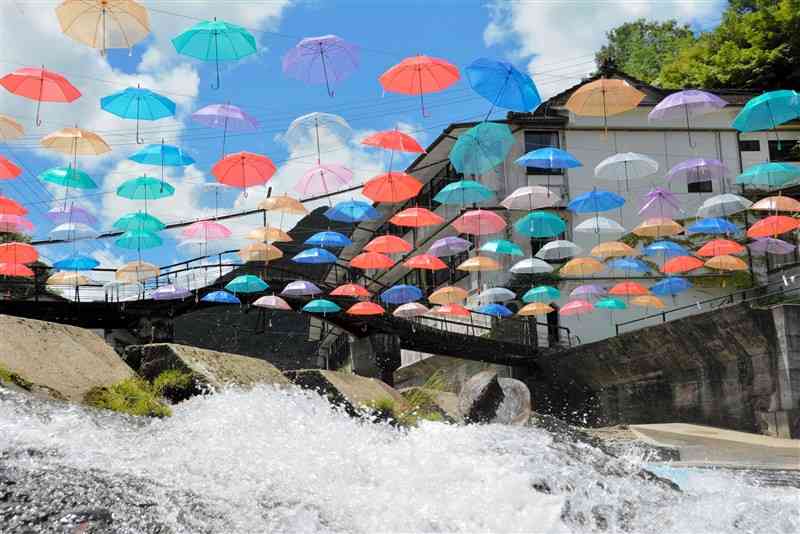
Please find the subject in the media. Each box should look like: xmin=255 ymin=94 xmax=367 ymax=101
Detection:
xmin=285 ymin=369 xmax=409 ymax=416
xmin=400 ymin=387 xmax=461 ymax=422
xmin=457 ymin=370 xmax=532 ymax=425
xmin=0 ymin=314 xmax=135 ymax=402
xmin=127 ymin=343 xmax=289 ymax=392
xmin=496 ymin=377 xmax=533 ymax=425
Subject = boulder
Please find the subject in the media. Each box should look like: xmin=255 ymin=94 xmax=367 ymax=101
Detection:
xmin=400 ymin=387 xmax=461 ymax=422
xmin=0 ymin=315 xmax=135 ymax=402
xmin=285 ymin=369 xmax=409 ymax=416
xmin=458 ymin=370 xmax=532 ymax=425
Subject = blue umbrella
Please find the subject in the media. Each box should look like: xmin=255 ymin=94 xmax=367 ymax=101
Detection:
xmin=606 ymin=258 xmax=650 ymax=274
xmin=687 ymin=218 xmax=737 ymax=235
xmin=568 ymin=189 xmax=625 ymax=213
xmin=202 ymin=290 xmax=241 ymax=305
xmin=732 ymin=90 xmax=800 ymax=132
xmin=449 ymin=122 xmax=514 ymax=176
xmin=465 ymin=58 xmax=541 ymax=112
xmin=476 ymin=303 xmax=513 ymax=318
xmin=651 ymin=277 xmax=692 ymax=297
xmin=129 ymin=143 xmax=195 ymax=167
xmin=303 ymin=299 xmax=341 ymax=314
xmin=292 ymin=247 xmax=338 ymax=264
xmin=305 ymin=231 xmax=352 ymax=248
xmin=325 ymin=200 xmax=380 ymax=223
xmin=735 ymin=162 xmax=800 ymax=189
xmin=515 ymin=147 xmax=582 ymax=169
xmin=433 ymin=180 xmax=494 ymax=205
xmin=514 ymin=211 xmax=566 ymax=238
xmin=100 ymin=86 xmax=176 ymax=143
xmin=53 ymin=253 xmax=99 ymax=271
xmin=380 ymin=284 xmax=423 ymax=305
xmin=643 ymin=240 xmax=688 ymax=258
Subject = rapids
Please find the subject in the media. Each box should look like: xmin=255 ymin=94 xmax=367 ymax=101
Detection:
xmin=1 ymin=385 xmax=798 ymax=533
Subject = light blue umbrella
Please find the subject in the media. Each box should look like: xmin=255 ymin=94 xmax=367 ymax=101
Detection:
xmin=202 ymin=290 xmax=240 ymax=305
xmin=643 ymin=240 xmax=688 ymax=258
xmin=303 ymin=299 xmax=341 ymax=314
xmin=225 ymin=274 xmax=268 ymax=294
xmin=292 ymin=247 xmax=338 ymax=264
xmin=514 ymin=211 xmax=566 ymax=238
xmin=433 ymin=180 xmax=494 ymax=205
xmin=515 ymin=147 xmax=582 ymax=169
xmin=523 ymin=285 xmax=560 ymax=303
xmin=465 ymin=58 xmax=541 ymax=112
xmin=116 ymin=176 xmax=175 ymax=200
xmin=380 ymin=284 xmax=423 ymax=305
xmin=606 ymin=258 xmax=650 ymax=274
xmin=480 ymin=239 xmax=524 ymax=256
xmin=129 ymin=143 xmax=195 ymax=167
xmin=304 ymin=231 xmax=352 ymax=248
xmin=687 ymin=218 xmax=737 ymax=235
xmin=732 ymin=90 xmax=800 ymax=132
xmin=115 ymin=230 xmax=162 ymax=250
xmin=651 ymin=277 xmax=692 ymax=297
xmin=325 ymin=200 xmax=380 ymax=223
xmin=449 ymin=122 xmax=514 ymax=176
xmin=100 ymin=86 xmax=176 ymax=143
xmin=113 ymin=212 xmax=165 ymax=233
xmin=476 ymin=303 xmax=513 ymax=318
xmin=735 ymin=162 xmax=800 ymax=189
xmin=568 ymin=189 xmax=625 ymax=213
xmin=54 ymin=254 xmax=99 ymax=271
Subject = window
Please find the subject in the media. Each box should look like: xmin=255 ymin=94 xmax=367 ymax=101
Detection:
xmin=738 ymin=140 xmax=760 ymax=152
xmin=688 ymin=180 xmax=713 ymax=193
xmin=524 ymin=131 xmax=562 ymax=175
xmin=769 ymin=140 xmax=799 ymax=162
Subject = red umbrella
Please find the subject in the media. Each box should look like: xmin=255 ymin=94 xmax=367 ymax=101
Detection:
xmin=0 ymin=156 xmax=21 ymax=180
xmin=747 ymin=215 xmax=800 ymax=238
xmin=346 ymin=301 xmax=385 ymax=316
xmin=696 ymin=239 xmax=745 ymax=257
xmin=0 ymin=263 xmax=34 ymax=277
xmin=212 ymin=151 xmax=276 ymax=192
xmin=560 ymin=300 xmax=595 ymax=317
xmin=0 ymin=67 xmax=81 ymax=125
xmin=0 ymin=195 xmax=27 ymax=216
xmin=362 ymin=171 xmax=422 ymax=204
xmin=404 ymin=253 xmax=447 ymax=271
xmin=365 ymin=235 xmax=412 ymax=254
xmin=390 ymin=207 xmax=443 ymax=228
xmin=431 ymin=303 xmax=471 ymax=317
xmin=361 ymin=130 xmax=425 ymax=153
xmin=0 ymin=242 xmax=38 ymax=264
xmin=350 ymin=252 xmax=395 ymax=270
xmin=662 ymin=255 xmax=704 ymax=274
xmin=452 ymin=209 xmax=506 ymax=235
xmin=609 ymin=281 xmax=649 ymax=296
xmin=330 ymin=283 xmax=371 ymax=298
xmin=379 ymin=55 xmax=460 ymax=116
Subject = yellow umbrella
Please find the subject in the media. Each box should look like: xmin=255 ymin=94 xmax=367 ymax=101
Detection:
xmin=116 ymin=260 xmax=159 ymax=282
xmin=47 ymin=271 xmax=91 ymax=286
xmin=633 ymin=217 xmax=684 ymax=238
xmin=560 ymin=257 xmax=604 ymax=277
xmin=258 ymin=194 xmax=308 ymax=215
xmin=56 ymin=0 xmax=151 ymax=55
xmin=564 ymin=78 xmax=645 ymax=129
xmin=590 ymin=241 xmax=638 ymax=259
xmin=518 ymin=302 xmax=554 ymax=317
xmin=0 ymin=114 xmax=24 ymax=141
xmin=429 ymin=285 xmax=468 ymax=305
xmin=705 ymin=255 xmax=748 ymax=272
xmin=750 ymin=195 xmax=800 ymax=213
xmin=247 ymin=226 xmax=292 ymax=243
xmin=41 ymin=127 xmax=111 ymax=156
xmin=239 ymin=242 xmax=283 ymax=262
xmin=457 ymin=255 xmax=501 ymax=272
xmin=631 ymin=295 xmax=665 ymax=309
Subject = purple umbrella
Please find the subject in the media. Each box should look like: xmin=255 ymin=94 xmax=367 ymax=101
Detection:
xmin=428 ymin=236 xmax=473 ymax=257
xmin=570 ymin=284 xmax=606 ymax=299
xmin=639 ymin=187 xmax=682 ymax=218
xmin=666 ymin=158 xmax=728 ymax=184
xmin=281 ymin=280 xmax=322 ymax=297
xmin=649 ymin=90 xmax=728 ymax=146
xmin=749 ymin=237 xmax=796 ymax=256
xmin=152 ymin=285 xmax=191 ymax=301
xmin=282 ymin=35 xmax=360 ymax=97
xmin=191 ymin=103 xmax=259 ymax=157
xmin=46 ymin=205 xmax=97 ymax=226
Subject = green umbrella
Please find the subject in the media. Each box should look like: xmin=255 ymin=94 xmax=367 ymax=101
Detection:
xmin=596 ymin=297 xmax=627 ymax=310
xmin=39 ymin=166 xmax=97 ymax=189
xmin=522 ymin=285 xmax=560 ymax=303
xmin=116 ymin=175 xmax=175 ymax=200
xmin=113 ymin=212 xmax=165 ymax=233
xmin=115 ymin=230 xmax=163 ymax=250
xmin=480 ymin=239 xmax=524 ymax=256
xmin=225 ymin=274 xmax=268 ymax=294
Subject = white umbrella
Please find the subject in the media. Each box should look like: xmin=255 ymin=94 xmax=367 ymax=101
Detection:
xmin=574 ymin=216 xmax=626 ymax=235
xmin=500 ymin=186 xmax=561 ymax=210
xmin=478 ymin=287 xmax=516 ymax=303
xmin=393 ymin=302 xmax=430 ymax=318
xmin=696 ymin=193 xmax=752 ymax=218
xmin=595 ymin=152 xmax=659 ymax=189
xmin=535 ymin=239 xmax=582 ymax=261
xmin=510 ymin=258 xmax=554 ymax=274
xmin=284 ymin=112 xmax=351 ymax=152
xmin=49 ymin=222 xmax=98 ymax=241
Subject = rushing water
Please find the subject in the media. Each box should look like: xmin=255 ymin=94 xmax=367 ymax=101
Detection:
xmin=1 ymin=385 xmax=798 ymax=534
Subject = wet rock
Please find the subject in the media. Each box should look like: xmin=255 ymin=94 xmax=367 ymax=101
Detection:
xmin=285 ymin=369 xmax=409 ymax=416
xmin=457 ymin=370 xmax=532 ymax=425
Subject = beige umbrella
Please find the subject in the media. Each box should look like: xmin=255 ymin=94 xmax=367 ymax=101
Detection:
xmin=590 ymin=241 xmax=639 ymax=259
xmin=239 ymin=242 xmax=283 ymax=262
xmin=517 ymin=302 xmax=554 ymax=317
xmin=633 ymin=217 xmax=684 ymax=239
xmin=0 ymin=114 xmax=24 ymax=141
xmin=247 ymin=226 xmax=292 ymax=243
xmin=56 ymin=0 xmax=151 ymax=55
xmin=559 ymin=257 xmax=604 ymax=277
xmin=258 ymin=194 xmax=307 ymax=215
xmin=429 ymin=285 xmax=468 ymax=305
xmin=41 ymin=127 xmax=111 ymax=157
xmin=456 ymin=255 xmax=501 ymax=272
xmin=116 ymin=260 xmax=159 ymax=282
xmin=47 ymin=271 xmax=91 ymax=286
xmin=565 ymin=78 xmax=645 ymax=131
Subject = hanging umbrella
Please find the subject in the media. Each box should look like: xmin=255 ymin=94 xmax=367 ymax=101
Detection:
xmin=631 ymin=295 xmax=666 ymax=309
xmin=240 ymin=242 xmax=283 ymax=262
xmin=596 ymin=297 xmax=627 ymax=311
xmin=248 ymin=227 xmax=292 ymax=243
xmin=347 ymin=301 xmax=385 ymax=316
xmin=606 ymin=258 xmax=649 ymax=274
xmin=747 ymin=215 xmax=800 ymax=238
xmin=514 ymin=211 xmax=566 ymax=238
xmin=0 ymin=67 xmax=81 ymax=125
xmin=751 ymin=195 xmax=800 ymax=213
xmin=295 ymin=164 xmax=353 ymax=196
xmin=449 ymin=122 xmax=514 ymax=176
xmin=393 ymin=302 xmax=430 ymax=318
xmin=431 ymin=303 xmax=471 ymax=317
xmin=39 ymin=166 xmax=97 ymax=189
xmin=575 ymin=216 xmax=626 ymax=235
xmin=0 ymin=114 xmax=24 ymax=141
xmin=56 ymin=0 xmax=150 ymax=54
xmin=116 ymin=260 xmax=159 ymax=282
xmin=172 ymin=19 xmax=257 ymax=89
xmin=651 ymin=277 xmax=692 ymax=297
xmin=501 ymin=186 xmax=561 ymax=210
xmin=736 ymin=162 xmax=800 ymax=188
xmin=213 ymin=152 xmax=276 ymax=191
xmin=560 ymin=300 xmax=595 ymax=317
xmin=480 ymin=239 xmax=523 ymax=256
xmin=749 ymin=237 xmax=796 ymax=256
xmin=403 ymin=253 xmax=447 ymax=271
xmin=732 ymin=90 xmax=800 ymax=132
xmin=46 ymin=205 xmax=94 ymax=225
xmin=365 ymin=235 xmax=411 ymax=254
xmin=687 ymin=218 xmax=737 ymax=235
xmin=478 ymin=287 xmax=516 ymax=303
xmin=306 ymin=231 xmax=352 ymax=249
xmin=594 ymin=152 xmax=658 ymax=189
xmin=152 ymin=285 xmax=192 ymax=301
xmin=390 ymin=207 xmax=443 ymax=228
xmin=101 ymin=86 xmax=175 ymax=143
xmin=303 ymin=299 xmax=341 ymax=314
xmin=697 ymin=239 xmax=745 ymax=257
xmin=609 ymin=281 xmax=649 ymax=297
xmin=49 ymin=222 xmax=98 ymax=241
xmin=697 ymin=194 xmax=752 ymax=218
xmin=666 ymin=158 xmax=728 ymax=185
xmin=113 ymin=212 xmax=165 ymax=233
xmin=285 ymin=112 xmax=352 ymax=158
xmin=283 ymin=34 xmax=359 ymax=96
xmin=380 ymin=284 xmax=423 ymax=304
xmin=567 ymin=189 xmax=625 ymax=213
xmin=226 ymin=275 xmax=268 ymax=294
xmin=465 ymin=58 xmax=540 ymax=112
xmin=510 ymin=257 xmax=554 ymax=274
xmin=429 ymin=285 xmax=468 ymax=305
xmin=363 ymin=171 xmax=422 ymax=204
xmin=515 ymin=147 xmax=581 ymax=170
xmin=330 ymin=283 xmax=371 ymax=298
xmin=129 ymin=143 xmax=194 ymax=175
xmin=0 ymin=156 xmax=20 ymax=180
xmin=590 ymin=241 xmax=638 ymax=259
xmin=518 ymin=302 xmax=554 ymax=316
xmin=202 ymin=290 xmax=241 ymax=305
xmin=705 ymin=255 xmax=748 ymax=272
xmin=325 ymin=200 xmax=380 ymax=223
xmin=560 ymin=257 xmax=604 ymax=277
xmin=362 ymin=130 xmax=425 ymax=153
xmin=281 ymin=280 xmax=322 ymax=297
xmin=350 ymin=251 xmax=394 ymax=269
xmin=182 ymin=220 xmax=231 ymax=240
xmin=564 ymin=78 xmax=645 ymax=130
xmin=570 ymin=284 xmax=607 ymax=299
xmin=115 ymin=229 xmax=162 ymax=250
xmin=253 ymin=295 xmax=292 ymax=310
xmin=379 ymin=55 xmax=460 ymax=116
xmin=0 ymin=215 xmax=33 ymax=234
xmin=192 ymin=103 xmax=259 ymax=157
xmin=649 ymin=90 xmax=727 ymax=146
xmin=292 ymin=247 xmax=337 ymax=264
xmin=0 ymin=263 xmax=34 ymax=277
xmin=632 ymin=217 xmax=683 ymax=238
xmin=0 ymin=196 xmax=25 ymax=216
xmin=662 ymin=255 xmax=704 ymax=274
xmin=259 ymin=194 xmax=307 ymax=215
xmin=41 ymin=127 xmax=110 ymax=156
xmin=535 ymin=240 xmax=581 ymax=261
xmin=522 ymin=285 xmax=560 ymax=303
xmin=0 ymin=242 xmax=38 ymax=264
xmin=433 ymin=180 xmax=494 ymax=205
xmin=457 ymin=255 xmax=501 ymax=272
xmin=476 ymin=303 xmax=513 ymax=318
xmin=639 ymin=187 xmax=682 ymax=219
xmin=53 ymin=253 xmax=99 ymax=271
xmin=429 ymin=236 xmax=472 ymax=257
xmin=47 ymin=271 xmax=91 ymax=287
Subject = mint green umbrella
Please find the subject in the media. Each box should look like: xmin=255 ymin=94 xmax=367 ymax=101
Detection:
xmin=116 ymin=176 xmax=175 ymax=200
xmin=523 ymin=285 xmax=560 ymax=303
xmin=735 ymin=162 xmax=800 ymax=188
xmin=514 ymin=211 xmax=566 ymax=238
xmin=303 ymin=299 xmax=341 ymax=314
xmin=225 ymin=275 xmax=268 ymax=294
xmin=113 ymin=212 xmax=165 ymax=233
xmin=480 ymin=239 xmax=524 ymax=256
xmin=596 ymin=297 xmax=627 ymax=310
xmin=115 ymin=230 xmax=162 ymax=250
xmin=449 ymin=122 xmax=514 ymax=175
xmin=39 ymin=166 xmax=97 ymax=189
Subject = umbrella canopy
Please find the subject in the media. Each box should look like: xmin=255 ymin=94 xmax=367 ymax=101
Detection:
xmin=295 ymin=164 xmax=353 ymax=196
xmin=480 ymin=239 xmax=523 ymax=256
xmin=282 ymin=34 xmax=359 ymax=96
xmin=662 ymin=255 xmax=704 ymax=274
xmin=522 ymin=285 xmax=560 ymax=303
xmin=363 ymin=171 xmax=422 ymax=203
xmin=666 ymin=158 xmax=728 ymax=184
xmin=697 ymin=194 xmax=752 ymax=218
xmin=697 ymin=239 xmax=745 ymax=257
xmin=749 ymin=237 xmax=796 ymax=256
xmin=0 ymin=215 xmax=33 ymax=234
xmin=431 ymin=303 xmax=471 ymax=318
xmin=129 ymin=143 xmax=194 ymax=167
xmin=631 ymin=295 xmax=666 ymax=309
xmin=225 ymin=275 xmax=268 ymax=294
xmin=201 ymin=290 xmax=241 ymax=305
xmin=590 ymin=241 xmax=638 ymax=259
xmin=651 ymin=277 xmax=692 ymax=297
xmin=45 ymin=205 xmax=93 ymax=225
xmin=330 ymin=283 xmax=371 ymax=298
xmin=285 ymin=112 xmax=351 ymax=148
xmin=564 ymin=78 xmax=644 ymax=122
xmin=100 ymin=86 xmax=175 ymax=122
xmin=182 ymin=220 xmax=231 ymax=240
xmin=390 ymin=207 xmax=443 ymax=228
xmin=41 ymin=127 xmax=110 ymax=156
xmin=378 ymin=55 xmax=460 ymax=115
xmin=305 ymin=231 xmax=352 ymax=249
xmin=571 ymin=284 xmax=607 ymax=299
xmin=117 ymin=175 xmax=175 ymax=200
xmin=609 ymin=281 xmax=649 ymax=297
xmin=560 ymin=257 xmax=604 ymax=277
xmin=476 ymin=303 xmax=513 ymax=318
xmin=515 ymin=147 xmax=581 ymax=170
xmin=326 ymin=200 xmax=380 ymax=223
xmin=465 ymin=57 xmax=540 ymax=112
xmin=362 ymin=130 xmax=425 ymax=153
xmin=429 ymin=236 xmax=472 ymax=257
xmin=747 ymin=215 xmax=800 ymax=238
xmin=0 ymin=263 xmax=34 ymax=277
xmin=606 ymin=258 xmax=649 ymax=274
xmin=0 ymin=114 xmax=24 ymax=141
xmin=686 ymin=218 xmax=737 ymax=235
xmin=213 ymin=152 xmax=276 ymax=189
xmin=350 ymin=251 xmax=395 ymax=269
xmin=478 ymin=287 xmax=516 ymax=303
xmin=53 ymin=252 xmax=100 ymax=272
xmin=114 ymin=229 xmax=162 ymax=250
xmin=452 ymin=209 xmax=506 ymax=235
xmin=732 ymin=90 xmax=800 ymax=132
xmin=751 ymin=195 xmax=800 ymax=213
xmin=247 ymin=227 xmax=292 ymax=243
xmin=47 ymin=271 xmax=91 ymax=287
xmin=49 ymin=222 xmax=98 ymax=241
xmin=0 ymin=156 xmax=21 ymax=180
xmin=501 ymin=186 xmax=561 ymax=210
xmin=457 ymin=255 xmax=501 ymax=272
xmin=596 ymin=297 xmax=627 ymax=311
xmin=192 ymin=103 xmax=259 ymax=131
xmin=404 ymin=254 xmax=447 ymax=270
xmin=380 ymin=284 xmax=423 ymax=305
xmin=429 ymin=285 xmax=468 ymax=305
xmin=258 ymin=194 xmax=307 ymax=215
xmin=518 ymin=302 xmax=554 ymax=316
xmin=0 ymin=242 xmax=37 ymax=264
xmin=347 ymin=301 xmax=385 ymax=316
xmin=281 ymin=280 xmax=322 ymax=297
xmin=568 ymin=189 xmax=625 ymax=213
xmin=116 ymin=260 xmax=159 ymax=282
xmin=594 ymin=152 xmax=659 ymax=183
xmin=736 ymin=162 xmax=800 ymax=188
xmin=152 ymin=285 xmax=192 ymax=301
xmin=575 ymin=216 xmax=626 ymax=235
xmin=449 ymin=122 xmax=514 ymax=175
xmin=56 ymin=0 xmax=150 ymax=53
xmin=560 ymin=300 xmax=595 ymax=317
xmin=393 ymin=302 xmax=430 ymax=318
xmin=239 ymin=243 xmax=283 ymax=262
xmin=365 ymin=235 xmax=411 ymax=254
xmin=510 ymin=257 xmax=554 ymax=274
xmin=113 ymin=212 xmax=165 ymax=233
xmin=705 ymin=255 xmax=748 ymax=272
xmin=0 ymin=67 xmax=81 ymax=124
xmin=639 ymin=187 xmax=682 ymax=219
xmin=253 ymin=295 xmax=292 ymax=310
xmin=514 ymin=211 xmax=566 ymax=238
xmin=434 ymin=180 xmax=493 ymax=205
xmin=632 ymin=217 xmax=683 ymax=238
xmin=649 ymin=89 xmax=727 ymax=121
xmin=292 ymin=247 xmax=337 ymax=264
xmin=0 ymin=196 xmax=26 ymax=216
xmin=39 ymin=166 xmax=97 ymax=189
xmin=536 ymin=240 xmax=581 ymax=261
xmin=303 ymin=299 xmax=341 ymax=314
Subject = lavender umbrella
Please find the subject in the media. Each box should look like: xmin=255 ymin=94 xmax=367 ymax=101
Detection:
xmin=191 ymin=103 xmax=259 ymax=157
xmin=282 ymin=35 xmax=360 ymax=97
xmin=46 ymin=205 xmax=97 ymax=226
xmin=649 ymin=90 xmax=728 ymax=146
xmin=281 ymin=280 xmax=322 ymax=297
xmin=428 ymin=236 xmax=472 ymax=257
xmin=666 ymin=158 xmax=728 ymax=185
xmin=570 ymin=284 xmax=606 ymax=299
xmin=152 ymin=285 xmax=191 ymax=301
xmin=749 ymin=237 xmax=796 ymax=256
xmin=639 ymin=187 xmax=682 ymax=219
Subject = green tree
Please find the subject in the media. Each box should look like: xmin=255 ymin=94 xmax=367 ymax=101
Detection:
xmin=595 ymin=19 xmax=696 ymax=84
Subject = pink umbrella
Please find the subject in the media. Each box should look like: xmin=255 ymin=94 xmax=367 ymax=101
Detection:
xmin=253 ymin=295 xmax=292 ymax=310
xmin=294 ymin=163 xmax=353 ymax=196
xmin=560 ymin=299 xmax=595 ymax=317
xmin=0 ymin=214 xmax=33 ymax=233
xmin=639 ymin=187 xmax=682 ymax=219
xmin=182 ymin=220 xmax=232 ymax=240
xmin=452 ymin=209 xmax=506 ymax=236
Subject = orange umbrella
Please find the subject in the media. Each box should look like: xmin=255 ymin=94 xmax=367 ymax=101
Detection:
xmin=362 ymin=171 xmax=422 ymax=204
xmin=116 ymin=260 xmax=159 ymax=282
xmin=213 ymin=151 xmax=276 ymax=190
xmin=404 ymin=253 xmax=447 ymax=270
xmin=379 ymin=55 xmax=460 ymax=116
xmin=0 ymin=263 xmax=34 ymax=277
xmin=0 ymin=195 xmax=26 ymax=216
xmin=661 ymin=255 xmax=704 ymax=274
xmin=0 ymin=242 xmax=37 ymax=264
xmin=590 ymin=241 xmax=638 ymax=259
xmin=696 ymin=239 xmax=745 ymax=257
xmin=564 ymin=78 xmax=645 ymax=130
xmin=452 ymin=209 xmax=506 ymax=236
xmin=631 ymin=295 xmax=665 ymax=309
xmin=747 ymin=215 xmax=800 ymax=238
xmin=705 ymin=255 xmax=748 ymax=272
xmin=247 ymin=226 xmax=292 ymax=243
xmin=350 ymin=252 xmax=395 ymax=270
xmin=429 ymin=285 xmax=468 ymax=305
xmin=239 ymin=242 xmax=283 ymax=262
xmin=457 ymin=255 xmax=501 ymax=272
xmin=609 ymin=281 xmax=649 ymax=297
xmin=633 ymin=217 xmax=684 ymax=238
xmin=258 ymin=194 xmax=307 ymax=214
xmin=560 ymin=257 xmax=604 ymax=277
xmin=365 ymin=234 xmax=412 ymax=254
xmin=346 ymin=301 xmax=385 ymax=316
xmin=390 ymin=207 xmax=443 ymax=228
xmin=330 ymin=283 xmax=371 ymax=298
xmin=750 ymin=196 xmax=800 ymax=213
xmin=361 ymin=130 xmax=425 ymax=153
xmin=431 ymin=303 xmax=471 ymax=317
xmin=518 ymin=302 xmax=554 ymax=316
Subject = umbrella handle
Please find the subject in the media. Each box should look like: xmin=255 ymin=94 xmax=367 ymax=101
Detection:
xmin=136 ymin=115 xmax=144 ymax=144
xmin=35 ymin=100 xmax=43 ymax=127
xmin=320 ymin=45 xmax=334 ymax=98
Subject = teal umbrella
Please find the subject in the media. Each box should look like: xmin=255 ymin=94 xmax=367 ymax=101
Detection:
xmin=596 ymin=297 xmax=627 ymax=310
xmin=735 ymin=162 xmax=800 ymax=188
xmin=732 ymin=90 xmax=800 ymax=133
xmin=303 ymin=299 xmax=341 ymax=314
xmin=523 ymin=285 xmax=560 ymax=303
xmin=100 ymin=86 xmax=176 ymax=143
xmin=172 ymin=19 xmax=258 ymax=89
xmin=514 ymin=211 xmax=566 ymax=238
xmin=480 ymin=239 xmax=524 ymax=256
xmin=449 ymin=122 xmax=514 ymax=175
xmin=225 ymin=274 xmax=268 ymax=294
xmin=433 ymin=180 xmax=494 ymax=205
xmin=39 ymin=166 xmax=97 ymax=189
xmin=115 ymin=230 xmax=162 ymax=250
xmin=116 ymin=175 xmax=175 ymax=200
xmin=113 ymin=212 xmax=165 ymax=233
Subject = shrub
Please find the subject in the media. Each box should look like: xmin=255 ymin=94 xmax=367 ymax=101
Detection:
xmin=84 ymin=378 xmax=171 ymax=418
